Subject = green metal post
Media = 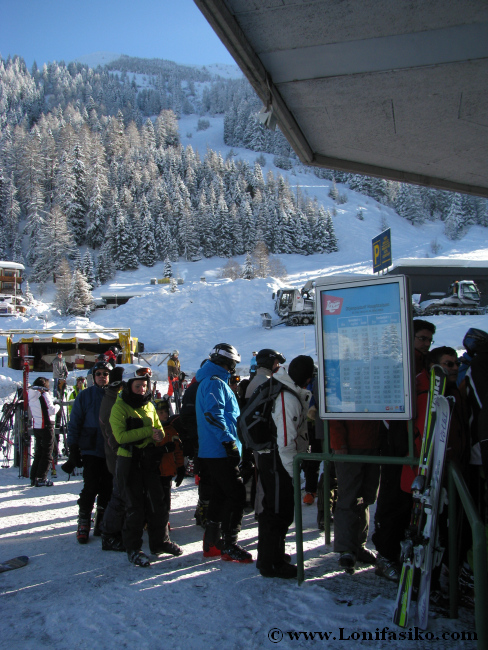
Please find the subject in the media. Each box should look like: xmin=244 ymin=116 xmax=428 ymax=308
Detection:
xmin=448 ymin=466 xmax=459 ymax=619
xmin=448 ymin=462 xmax=487 ymax=650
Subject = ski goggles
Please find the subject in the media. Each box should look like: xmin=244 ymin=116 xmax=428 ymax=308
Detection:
xmin=134 ymin=367 xmax=152 ymax=377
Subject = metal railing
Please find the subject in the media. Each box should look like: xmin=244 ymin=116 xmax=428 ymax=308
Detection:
xmin=447 ymin=462 xmax=487 ymax=650
xmin=293 ymin=423 xmax=486 ymax=646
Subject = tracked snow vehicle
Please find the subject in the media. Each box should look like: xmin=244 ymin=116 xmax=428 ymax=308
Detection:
xmin=417 ymin=280 xmax=485 ymax=316
xmin=261 ymin=281 xmax=315 ymax=328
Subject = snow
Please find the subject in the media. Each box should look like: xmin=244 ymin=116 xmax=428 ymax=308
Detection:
xmin=0 ymin=114 xmax=485 ymax=648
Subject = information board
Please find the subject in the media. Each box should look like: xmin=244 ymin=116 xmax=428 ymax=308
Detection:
xmin=315 ymin=275 xmax=413 ymax=420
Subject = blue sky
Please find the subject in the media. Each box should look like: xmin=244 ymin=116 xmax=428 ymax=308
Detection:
xmin=0 ymin=0 xmax=236 ymax=68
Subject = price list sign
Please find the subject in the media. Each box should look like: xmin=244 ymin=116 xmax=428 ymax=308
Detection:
xmin=315 ymin=276 xmax=413 ymax=420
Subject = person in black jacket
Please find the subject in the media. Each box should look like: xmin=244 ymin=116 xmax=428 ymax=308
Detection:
xmin=66 ymin=360 xmax=113 ymax=544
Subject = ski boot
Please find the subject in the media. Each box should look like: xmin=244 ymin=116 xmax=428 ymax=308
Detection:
xmin=221 ymin=531 xmax=253 ymax=564
xmin=101 ymin=533 xmax=125 ymax=552
xmin=77 ymin=511 xmax=91 ymax=544
xmin=93 ymin=507 xmax=105 ymax=537
xmin=194 ymin=499 xmax=209 ymax=529
xmin=128 ymin=550 xmax=150 ymax=567
xmin=203 ymin=520 xmax=222 ymax=557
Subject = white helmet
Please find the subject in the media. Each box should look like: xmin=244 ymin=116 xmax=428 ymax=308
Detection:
xmin=125 ymin=366 xmax=152 ymax=381
xmin=210 ymin=343 xmax=241 ymax=371
xmin=172 ymin=350 xmax=179 ymax=357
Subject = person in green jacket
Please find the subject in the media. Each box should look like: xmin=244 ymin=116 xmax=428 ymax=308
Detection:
xmin=68 ymin=376 xmax=86 ymax=416
xmin=109 ymin=367 xmax=183 ymax=567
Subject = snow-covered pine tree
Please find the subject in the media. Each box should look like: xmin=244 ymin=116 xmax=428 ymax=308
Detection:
xmin=324 ymin=209 xmax=338 ymax=252
xmin=12 ymin=234 xmax=23 ymax=263
xmin=328 ymin=179 xmax=339 ymax=201
xmin=444 ymin=193 xmax=465 ymax=240
xmin=23 ymin=280 xmax=34 ymax=305
xmin=53 ymin=259 xmax=72 ymax=316
xmin=138 ymin=197 xmax=157 ymax=266
xmin=69 ymin=269 xmax=93 ymax=315
xmin=163 ymin=256 xmax=173 ymax=278
xmin=66 ymin=143 xmax=88 ymax=245
xmin=242 ymin=252 xmax=254 ymax=280
xmin=3 ymin=174 xmax=21 ymax=248
xmin=31 ymin=205 xmax=76 ymax=284
xmin=113 ymin=206 xmax=139 ymax=271
xmin=81 ymin=250 xmax=97 ymax=289
xmin=86 ymin=180 xmax=107 ymax=248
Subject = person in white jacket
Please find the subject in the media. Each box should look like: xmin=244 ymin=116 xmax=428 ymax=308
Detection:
xmin=256 ymin=355 xmax=313 ymax=579
xmin=29 ymin=377 xmax=59 ymax=487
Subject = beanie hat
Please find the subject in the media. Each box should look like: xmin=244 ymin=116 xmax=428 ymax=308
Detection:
xmin=288 ymin=355 xmax=314 ymax=388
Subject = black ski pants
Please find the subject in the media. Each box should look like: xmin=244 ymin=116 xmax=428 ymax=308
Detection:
xmin=30 ymin=427 xmax=54 ymax=481
xmin=198 ymin=456 xmax=246 ymax=539
xmin=372 ymin=463 xmax=412 ymax=562
xmin=256 ymin=449 xmax=294 ymax=568
xmin=77 ymin=455 xmax=113 ymax=516
xmin=257 ymin=450 xmax=295 ymax=534
xmin=102 ymin=474 xmax=126 ymax=537
xmin=333 ymin=449 xmax=380 ymax=556
xmin=117 ymin=448 xmax=169 ymax=554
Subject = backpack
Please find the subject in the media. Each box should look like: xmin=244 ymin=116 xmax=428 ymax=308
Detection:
xmin=179 ymin=380 xmax=200 ymax=432
xmin=237 ymin=376 xmax=299 ymax=451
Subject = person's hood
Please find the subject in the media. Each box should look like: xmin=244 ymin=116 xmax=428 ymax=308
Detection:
xmin=195 ymin=360 xmax=230 ymax=383
xmin=274 ymin=366 xmax=311 ymax=408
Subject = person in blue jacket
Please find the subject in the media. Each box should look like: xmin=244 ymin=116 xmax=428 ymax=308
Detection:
xmin=67 ymin=360 xmax=113 ymax=544
xmin=196 ymin=343 xmax=253 ymax=564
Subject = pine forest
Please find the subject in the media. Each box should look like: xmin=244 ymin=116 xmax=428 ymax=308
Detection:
xmin=0 ymin=54 xmax=486 ymax=290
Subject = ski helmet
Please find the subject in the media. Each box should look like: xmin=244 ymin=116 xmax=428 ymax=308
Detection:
xmin=124 ymin=366 xmax=153 ymax=381
xmin=209 ymin=343 xmax=241 ymax=371
xmin=93 ymin=360 xmax=111 ymax=373
xmin=172 ymin=350 xmax=179 ymax=357
xmin=256 ymin=348 xmax=286 ymax=370
xmin=462 ymin=328 xmax=488 ymax=356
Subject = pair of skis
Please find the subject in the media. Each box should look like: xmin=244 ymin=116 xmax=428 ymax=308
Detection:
xmin=393 ymin=364 xmax=452 ymax=629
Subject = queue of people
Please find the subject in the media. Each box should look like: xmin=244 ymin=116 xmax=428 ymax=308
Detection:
xmin=29 ymin=325 xmax=487 ymax=602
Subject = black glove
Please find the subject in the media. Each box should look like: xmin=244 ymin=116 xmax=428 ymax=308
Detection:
xmin=109 ymin=366 xmax=124 ymax=386
xmin=222 ymin=440 xmax=240 ymax=466
xmin=126 ymin=416 xmax=144 ymax=430
xmin=175 ymin=465 xmax=186 ymax=487
xmin=61 ymin=444 xmax=83 ymax=474
xmin=159 ymin=441 xmax=176 ymax=454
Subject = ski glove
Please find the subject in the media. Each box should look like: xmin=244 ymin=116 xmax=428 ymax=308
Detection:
xmin=126 ymin=416 xmax=144 ymax=430
xmin=61 ymin=444 xmax=83 ymax=474
xmin=222 ymin=441 xmax=240 ymax=466
xmin=175 ymin=465 xmax=186 ymax=487
xmin=159 ymin=441 xmax=176 ymax=455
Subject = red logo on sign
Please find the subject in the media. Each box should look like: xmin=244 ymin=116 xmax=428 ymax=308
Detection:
xmin=322 ymin=295 xmax=343 ymax=315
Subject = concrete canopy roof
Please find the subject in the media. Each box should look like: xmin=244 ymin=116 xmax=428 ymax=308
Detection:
xmin=194 ymin=0 xmax=488 ymax=197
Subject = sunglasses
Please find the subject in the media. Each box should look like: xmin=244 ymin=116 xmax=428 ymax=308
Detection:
xmin=441 ymin=360 xmax=460 ymax=368
xmin=135 ymin=367 xmax=152 ymax=377
xmin=95 ymin=371 xmax=109 ymax=377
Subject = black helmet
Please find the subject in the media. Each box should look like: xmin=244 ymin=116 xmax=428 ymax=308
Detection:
xmin=210 ymin=343 xmax=241 ymax=371
xmin=256 ymin=348 xmax=286 ymax=370
xmin=463 ymin=328 xmax=488 ymax=356
xmin=93 ymin=360 xmax=111 ymax=373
